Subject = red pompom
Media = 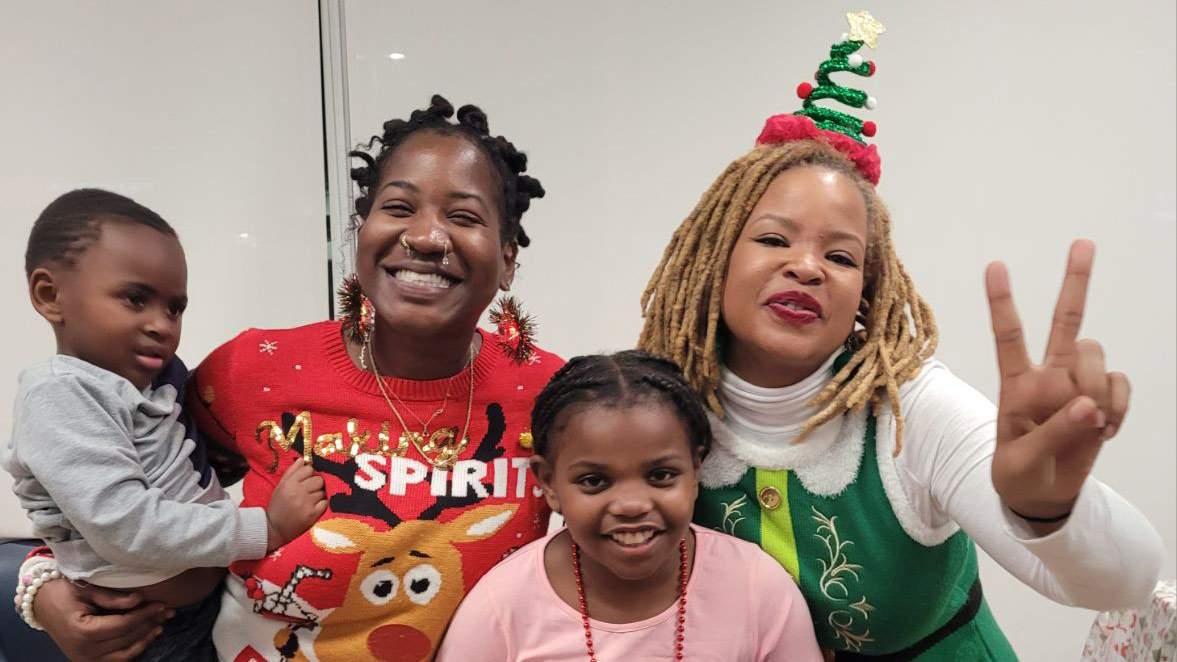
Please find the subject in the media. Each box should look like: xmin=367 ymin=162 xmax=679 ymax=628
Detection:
xmin=861 ymin=121 xmax=877 ymax=137
xmin=796 ymin=82 xmax=813 ymax=99
xmin=245 ymin=577 xmax=264 ymax=600
xmin=867 ymin=61 xmax=877 ymax=76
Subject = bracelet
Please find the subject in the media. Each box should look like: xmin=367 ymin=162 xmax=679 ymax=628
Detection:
xmin=14 ymin=556 xmax=62 ymax=631
xmin=1008 ymin=507 xmax=1072 ymax=524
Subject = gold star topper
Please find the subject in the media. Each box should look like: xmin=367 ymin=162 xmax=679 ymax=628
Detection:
xmin=846 ymin=10 xmax=885 ymax=49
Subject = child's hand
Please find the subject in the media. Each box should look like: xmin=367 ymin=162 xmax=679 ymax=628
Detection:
xmin=985 ymin=240 xmax=1130 ymax=530
xmin=265 ymin=460 xmax=328 ymax=551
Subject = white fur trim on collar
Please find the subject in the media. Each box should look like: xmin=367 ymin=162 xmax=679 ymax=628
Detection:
xmin=705 ymin=411 xmax=865 ymax=497
xmin=704 ymin=404 xmax=962 ymax=547
xmin=699 ymin=442 xmax=749 ymax=488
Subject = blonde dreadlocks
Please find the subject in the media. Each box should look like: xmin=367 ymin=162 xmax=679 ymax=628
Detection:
xmin=638 ymin=139 xmax=937 ymax=455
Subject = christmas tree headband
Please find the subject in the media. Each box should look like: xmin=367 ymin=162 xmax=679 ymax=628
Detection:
xmin=756 ymin=10 xmax=885 ymax=184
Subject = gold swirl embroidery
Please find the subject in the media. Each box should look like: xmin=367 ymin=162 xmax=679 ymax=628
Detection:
xmin=720 ymin=495 xmax=749 ymax=536
xmin=848 ymin=595 xmax=875 ymax=619
xmin=812 ymin=506 xmax=874 ymax=651
xmin=828 ymin=610 xmax=874 ymax=650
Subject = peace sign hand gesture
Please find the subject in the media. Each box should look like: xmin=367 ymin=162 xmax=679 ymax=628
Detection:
xmin=985 ymin=240 xmax=1130 ymax=523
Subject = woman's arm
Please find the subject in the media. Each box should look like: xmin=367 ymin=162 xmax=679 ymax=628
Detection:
xmin=899 ymin=361 xmax=1163 ymax=610
xmin=33 ymin=578 xmax=170 ymax=662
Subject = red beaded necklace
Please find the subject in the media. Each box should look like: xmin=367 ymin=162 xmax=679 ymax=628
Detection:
xmin=570 ymin=538 xmax=689 ymax=662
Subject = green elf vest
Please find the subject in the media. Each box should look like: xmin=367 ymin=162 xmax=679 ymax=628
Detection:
xmin=695 ymin=411 xmax=1019 ymax=661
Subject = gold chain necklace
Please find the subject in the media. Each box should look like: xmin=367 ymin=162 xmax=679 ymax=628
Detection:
xmin=365 ymin=335 xmax=474 ymax=469
xmin=389 ymin=372 xmax=456 ymax=436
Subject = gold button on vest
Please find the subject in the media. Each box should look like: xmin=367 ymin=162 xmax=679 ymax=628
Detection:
xmin=758 ymin=485 xmax=782 ymax=510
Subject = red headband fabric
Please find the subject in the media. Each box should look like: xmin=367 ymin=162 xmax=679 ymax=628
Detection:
xmin=755 ymin=114 xmax=882 ymax=185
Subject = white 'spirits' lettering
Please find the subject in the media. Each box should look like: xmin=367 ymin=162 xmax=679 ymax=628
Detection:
xmin=258 ymin=413 xmax=541 ymax=498
xmin=354 ymin=455 xmax=536 ymax=498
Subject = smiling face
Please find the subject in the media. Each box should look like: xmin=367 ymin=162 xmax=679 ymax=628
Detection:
xmin=30 ymin=220 xmax=187 ymax=389
xmin=355 ymin=130 xmax=516 ymax=342
xmin=532 ymin=402 xmax=701 ymax=584
xmin=721 ymin=165 xmax=869 ymax=387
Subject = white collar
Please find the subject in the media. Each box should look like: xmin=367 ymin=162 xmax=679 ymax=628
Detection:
xmin=704 ymin=351 xmax=865 ymax=496
xmin=704 ymin=356 xmax=960 ymax=545
xmin=718 ymin=351 xmax=841 ymax=432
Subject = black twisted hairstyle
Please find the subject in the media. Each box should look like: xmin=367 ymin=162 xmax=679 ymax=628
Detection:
xmin=349 ymin=94 xmax=546 ymax=248
xmin=530 ymin=350 xmax=713 ymax=460
xmin=25 ymin=188 xmax=176 ymax=277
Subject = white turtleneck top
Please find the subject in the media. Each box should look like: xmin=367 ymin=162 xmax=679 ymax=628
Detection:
xmin=705 ymin=355 xmax=1163 ymax=612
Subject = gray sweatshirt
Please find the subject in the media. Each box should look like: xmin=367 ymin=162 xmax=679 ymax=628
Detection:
xmin=1 ymin=355 xmax=268 ymax=588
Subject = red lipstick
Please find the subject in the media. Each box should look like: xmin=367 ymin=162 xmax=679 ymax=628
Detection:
xmin=766 ymin=290 xmax=823 ymax=326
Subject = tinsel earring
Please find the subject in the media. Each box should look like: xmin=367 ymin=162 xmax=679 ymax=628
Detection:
xmin=489 ymin=295 xmax=538 ymax=365
xmin=338 ymin=274 xmax=376 ymax=369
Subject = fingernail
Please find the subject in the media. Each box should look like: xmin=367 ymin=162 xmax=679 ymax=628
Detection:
xmin=1093 ymin=409 xmax=1106 ymax=429
xmin=1068 ymin=398 xmax=1094 ymax=422
xmin=165 ymin=609 xmax=176 ymax=619
xmin=1103 ymin=423 xmax=1118 ymax=439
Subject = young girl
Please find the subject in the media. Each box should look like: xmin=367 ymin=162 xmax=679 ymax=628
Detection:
xmin=5 ymin=188 xmax=327 ymax=662
xmin=436 ymin=350 xmax=823 ymax=662
xmin=638 ymin=15 xmax=1163 ymax=659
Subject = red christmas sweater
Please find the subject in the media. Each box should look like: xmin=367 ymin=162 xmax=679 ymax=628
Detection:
xmin=187 ymin=321 xmax=563 ymax=662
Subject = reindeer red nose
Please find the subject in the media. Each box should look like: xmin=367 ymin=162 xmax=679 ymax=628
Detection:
xmin=368 ymin=624 xmax=432 ymax=662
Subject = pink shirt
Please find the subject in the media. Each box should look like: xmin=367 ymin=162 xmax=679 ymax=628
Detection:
xmin=437 ymin=524 xmax=822 ymax=662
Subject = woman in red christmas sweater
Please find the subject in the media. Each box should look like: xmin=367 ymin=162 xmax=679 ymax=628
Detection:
xmin=32 ymin=95 xmax=563 ymax=662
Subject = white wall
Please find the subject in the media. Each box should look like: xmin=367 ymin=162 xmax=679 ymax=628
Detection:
xmin=0 ymin=3 xmax=328 ymax=531
xmin=338 ymin=0 xmax=1175 ymax=658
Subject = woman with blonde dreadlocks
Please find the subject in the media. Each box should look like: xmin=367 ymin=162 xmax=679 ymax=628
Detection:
xmin=639 ymin=18 xmax=1163 ymax=661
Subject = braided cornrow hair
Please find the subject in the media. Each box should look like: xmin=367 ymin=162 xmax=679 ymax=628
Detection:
xmin=530 ymin=350 xmax=713 ymax=460
xmin=638 ymin=139 xmax=937 ymax=455
xmin=349 ymin=94 xmax=546 ymax=247
xmin=25 ymin=188 xmax=176 ymax=276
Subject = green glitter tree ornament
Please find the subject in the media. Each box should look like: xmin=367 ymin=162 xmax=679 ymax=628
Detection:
xmin=757 ymin=10 xmax=885 ymax=183
xmin=794 ymin=11 xmax=884 ymax=142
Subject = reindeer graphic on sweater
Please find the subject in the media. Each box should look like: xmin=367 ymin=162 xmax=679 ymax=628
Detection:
xmin=270 ymin=503 xmax=517 ymax=662
xmin=229 ymin=403 xmax=543 ymax=662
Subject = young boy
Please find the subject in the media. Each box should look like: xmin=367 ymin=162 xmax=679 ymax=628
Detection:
xmin=2 ymin=189 xmax=327 ymax=662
